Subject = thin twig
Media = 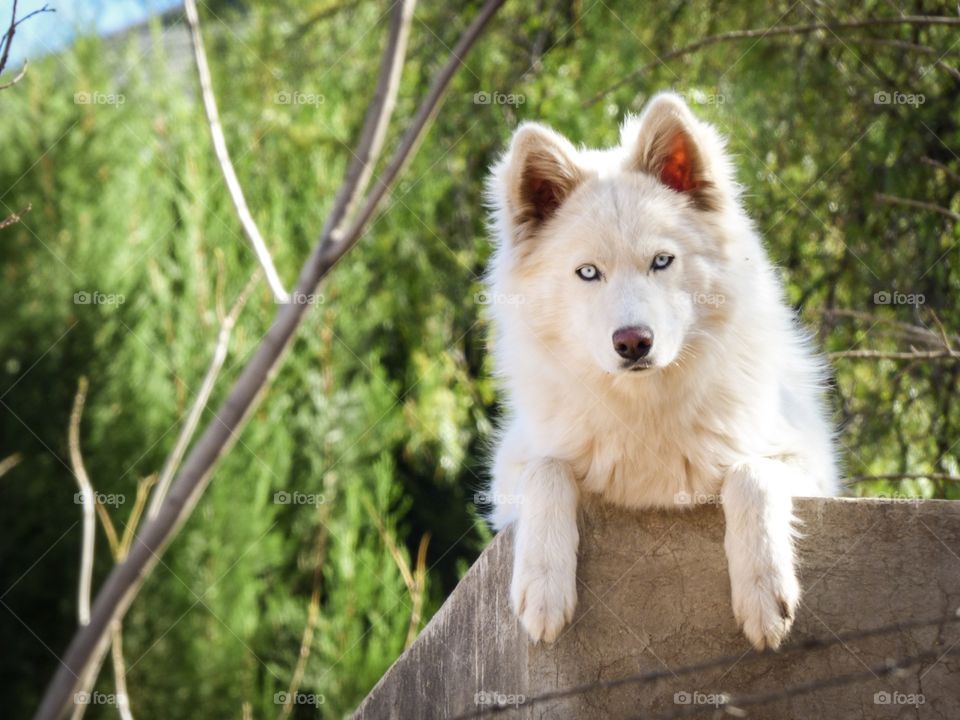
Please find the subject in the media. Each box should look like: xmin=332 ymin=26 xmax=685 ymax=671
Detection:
xmin=875 ymin=192 xmax=960 ymax=222
xmin=109 ymin=622 xmax=134 ymax=720
xmin=817 ymin=36 xmax=960 ymax=80
xmin=67 ymin=377 xmax=95 ymax=627
xmin=0 ymin=2 xmax=53 ymax=86
xmin=121 ymin=475 xmax=157 ymax=558
xmin=35 ymin=2 xmax=505 ymax=717
xmin=319 ymin=0 xmax=416 ymax=246
xmin=183 ymin=0 xmax=289 ymax=303
xmin=830 ymin=348 xmax=959 ymax=360
xmin=922 ymin=157 xmax=960 ymax=184
xmin=67 ymin=378 xmax=103 ymax=720
xmin=406 ymin=533 xmax=430 ymax=649
xmin=822 ymin=309 xmax=958 ymax=347
xmin=847 ymin=472 xmax=960 ymax=483
xmin=363 ymin=495 xmax=431 ymax=647
xmin=0 ymin=202 xmax=31 ymax=230
xmin=586 ymin=15 xmax=960 ymax=107
xmin=146 ymin=271 xmax=259 ymax=520
xmin=0 ymin=452 xmax=23 ymax=478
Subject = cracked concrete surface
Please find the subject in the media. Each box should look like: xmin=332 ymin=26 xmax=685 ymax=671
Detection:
xmin=355 ymin=498 xmax=960 ymax=719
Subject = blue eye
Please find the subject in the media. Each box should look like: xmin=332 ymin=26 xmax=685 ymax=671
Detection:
xmin=576 ymin=264 xmax=601 ymax=281
xmin=652 ymin=253 xmax=674 ymax=271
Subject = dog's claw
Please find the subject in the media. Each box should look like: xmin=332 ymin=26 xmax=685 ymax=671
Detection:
xmin=733 ymin=576 xmax=799 ymax=650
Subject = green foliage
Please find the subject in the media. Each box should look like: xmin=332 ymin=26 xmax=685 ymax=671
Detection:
xmin=1 ymin=1 xmax=958 ymax=718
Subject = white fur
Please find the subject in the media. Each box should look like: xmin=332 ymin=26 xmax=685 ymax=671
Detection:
xmin=484 ymin=92 xmax=838 ymax=650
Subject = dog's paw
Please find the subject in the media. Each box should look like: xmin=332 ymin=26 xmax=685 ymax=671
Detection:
xmin=730 ymin=565 xmax=799 ymax=650
xmin=510 ymin=557 xmax=577 ymax=644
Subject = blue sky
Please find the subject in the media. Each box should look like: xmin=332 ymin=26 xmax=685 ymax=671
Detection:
xmin=0 ymin=0 xmax=180 ymax=71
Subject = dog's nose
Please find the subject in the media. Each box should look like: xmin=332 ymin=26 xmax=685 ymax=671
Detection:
xmin=612 ymin=325 xmax=654 ymax=361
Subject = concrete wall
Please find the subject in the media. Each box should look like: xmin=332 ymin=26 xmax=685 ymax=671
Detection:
xmin=356 ymin=498 xmax=960 ymax=719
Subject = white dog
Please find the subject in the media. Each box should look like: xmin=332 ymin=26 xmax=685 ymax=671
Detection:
xmin=484 ymin=92 xmax=838 ymax=650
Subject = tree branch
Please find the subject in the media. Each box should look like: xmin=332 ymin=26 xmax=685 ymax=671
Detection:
xmin=830 ymin=348 xmax=960 ymax=360
xmin=0 ymin=202 xmax=31 ymax=230
xmin=0 ymin=2 xmax=53 ymax=88
xmin=847 ymin=472 xmax=960 ymax=483
xmin=67 ymin=378 xmax=95 ymax=628
xmin=586 ymin=15 xmax=960 ymax=107
xmin=875 ymin=192 xmax=960 ymax=222
xmin=145 ymin=271 xmax=259 ymax=520
xmin=922 ymin=157 xmax=960 ymax=184
xmin=183 ymin=0 xmax=289 ymax=303
xmin=34 ymin=1 xmax=505 ymax=717
xmin=0 ymin=451 xmax=23 ymax=478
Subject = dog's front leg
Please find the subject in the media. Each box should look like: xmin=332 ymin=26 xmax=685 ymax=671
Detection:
xmin=722 ymin=458 xmax=800 ymax=650
xmin=510 ymin=457 xmax=579 ymax=643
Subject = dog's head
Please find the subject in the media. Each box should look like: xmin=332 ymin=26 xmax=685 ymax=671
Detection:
xmin=488 ymin=92 xmax=740 ymax=379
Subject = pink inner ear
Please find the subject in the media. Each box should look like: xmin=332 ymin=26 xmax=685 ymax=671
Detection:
xmin=659 ymin=132 xmax=698 ymax=194
xmin=528 ymin=176 xmax=562 ymax=221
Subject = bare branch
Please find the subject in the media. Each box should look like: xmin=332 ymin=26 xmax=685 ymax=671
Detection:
xmin=0 ymin=59 xmax=27 ymax=90
xmin=830 ymin=348 xmax=960 ymax=360
xmin=0 ymin=202 xmax=31 ymax=230
xmin=847 ymin=472 xmax=960 ymax=483
xmin=822 ymin=308 xmax=959 ymax=347
xmin=183 ymin=0 xmax=289 ymax=303
xmin=319 ymin=0 xmax=416 ymax=246
xmin=0 ymin=452 xmax=23 ymax=478
xmin=35 ymin=2 xmax=505 ymax=717
xmin=109 ymin=623 xmax=134 ymax=720
xmin=146 ymin=271 xmax=259 ymax=520
xmin=875 ymin=192 xmax=960 ymax=222
xmin=586 ymin=15 xmax=960 ymax=107
xmin=0 ymin=2 xmax=54 ymax=86
xmin=67 ymin=377 xmax=95 ymax=628
xmin=922 ymin=157 xmax=960 ymax=184
xmin=121 ymin=474 xmax=157 ymax=558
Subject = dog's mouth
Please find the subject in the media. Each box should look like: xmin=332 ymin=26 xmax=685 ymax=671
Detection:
xmin=622 ymin=360 xmax=653 ymax=373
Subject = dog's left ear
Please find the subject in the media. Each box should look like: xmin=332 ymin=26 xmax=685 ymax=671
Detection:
xmin=624 ymin=93 xmax=722 ymax=211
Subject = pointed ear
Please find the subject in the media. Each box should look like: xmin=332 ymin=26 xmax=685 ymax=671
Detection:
xmin=498 ymin=123 xmax=584 ymax=242
xmin=624 ymin=93 xmax=721 ymax=210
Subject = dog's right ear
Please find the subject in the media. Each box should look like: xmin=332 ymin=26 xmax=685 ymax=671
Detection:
xmin=498 ymin=123 xmax=584 ymax=242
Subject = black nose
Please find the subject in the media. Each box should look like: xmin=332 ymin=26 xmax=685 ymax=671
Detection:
xmin=612 ymin=325 xmax=654 ymax=361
